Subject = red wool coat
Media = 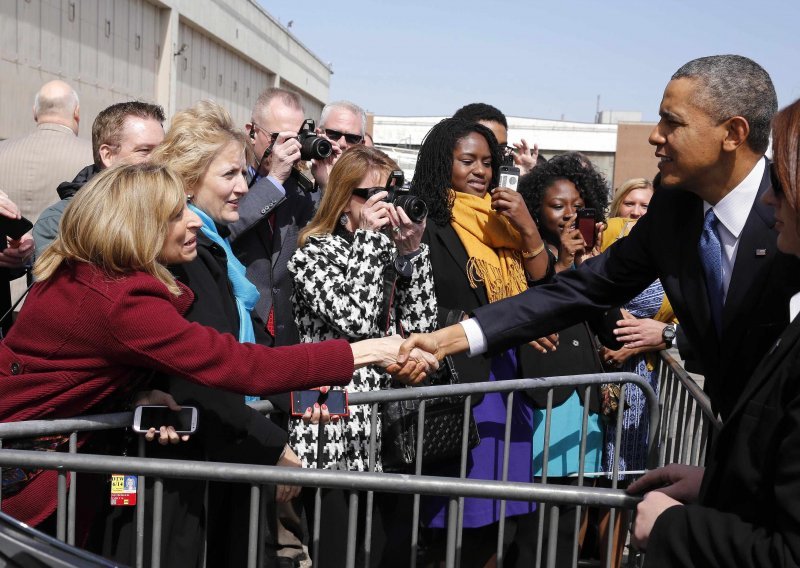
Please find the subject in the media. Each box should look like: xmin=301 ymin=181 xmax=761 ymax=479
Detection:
xmin=0 ymin=262 xmax=354 ymax=526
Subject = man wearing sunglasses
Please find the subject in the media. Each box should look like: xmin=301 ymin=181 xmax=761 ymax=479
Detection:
xmin=313 ymin=100 xmax=367 ymax=189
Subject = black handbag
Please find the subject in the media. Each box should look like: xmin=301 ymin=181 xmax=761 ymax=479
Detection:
xmin=381 ymin=355 xmax=481 ymax=472
xmin=376 ymin=257 xmax=481 ymax=472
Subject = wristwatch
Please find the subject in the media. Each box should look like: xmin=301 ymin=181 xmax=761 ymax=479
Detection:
xmin=662 ymin=323 xmax=677 ymax=348
xmin=394 ymin=255 xmax=413 ymax=280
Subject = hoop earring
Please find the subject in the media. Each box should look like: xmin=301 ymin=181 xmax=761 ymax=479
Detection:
xmin=339 ymin=213 xmax=349 ymax=227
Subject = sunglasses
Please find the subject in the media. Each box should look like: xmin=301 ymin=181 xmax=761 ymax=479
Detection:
xmin=325 ymin=129 xmax=364 ymax=145
xmin=770 ymin=162 xmax=784 ymax=198
xmin=352 ymin=187 xmax=383 ymax=200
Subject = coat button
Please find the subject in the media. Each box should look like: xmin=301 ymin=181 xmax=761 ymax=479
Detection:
xmin=10 ymin=362 xmax=20 ymax=375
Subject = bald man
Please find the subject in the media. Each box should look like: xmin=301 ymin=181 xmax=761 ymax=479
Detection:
xmin=0 ymin=80 xmax=92 ymax=224
xmin=0 ymin=80 xmax=92 ymax=306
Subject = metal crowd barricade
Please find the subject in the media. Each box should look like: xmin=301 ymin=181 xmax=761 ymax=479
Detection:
xmin=653 ymin=351 xmax=722 ymax=468
xmin=0 ymin=372 xmax=667 ymax=568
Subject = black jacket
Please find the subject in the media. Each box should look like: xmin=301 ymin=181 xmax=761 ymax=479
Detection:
xmin=164 ymin=231 xmax=287 ymax=464
xmin=645 ymin=314 xmax=800 ymax=567
xmin=424 ymin=222 xmax=618 ymax=409
xmin=474 ymin=161 xmax=800 ymax=419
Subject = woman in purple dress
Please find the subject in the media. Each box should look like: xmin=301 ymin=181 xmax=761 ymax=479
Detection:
xmin=410 ymin=118 xmax=553 ymax=567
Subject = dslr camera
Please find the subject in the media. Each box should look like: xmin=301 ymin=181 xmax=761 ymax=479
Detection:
xmin=297 ymin=118 xmax=332 ymax=161
xmin=368 ymin=170 xmax=428 ymax=224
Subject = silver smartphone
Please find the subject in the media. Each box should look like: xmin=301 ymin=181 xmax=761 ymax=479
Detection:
xmin=132 ymin=405 xmax=198 ymax=434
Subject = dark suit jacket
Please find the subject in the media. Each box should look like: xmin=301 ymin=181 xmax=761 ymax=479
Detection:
xmin=424 ymin=222 xmax=616 ymax=408
xmin=229 ymin=175 xmax=318 ymax=347
xmin=474 ymin=161 xmax=800 ymax=419
xmin=644 ymin=313 xmax=800 ymax=567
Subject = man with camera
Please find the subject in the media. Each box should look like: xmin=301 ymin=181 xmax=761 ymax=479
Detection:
xmin=232 ymin=87 xmax=324 ymax=348
xmin=312 ymin=100 xmax=367 ymax=189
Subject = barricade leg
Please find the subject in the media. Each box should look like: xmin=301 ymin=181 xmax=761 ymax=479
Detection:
xmin=151 ymin=477 xmax=163 ymax=568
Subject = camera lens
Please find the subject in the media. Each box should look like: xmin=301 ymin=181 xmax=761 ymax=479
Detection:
xmin=299 ymin=134 xmax=333 ymax=161
xmin=394 ymin=194 xmax=428 ymax=224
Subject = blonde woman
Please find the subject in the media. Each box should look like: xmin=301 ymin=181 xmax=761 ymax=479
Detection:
xmin=0 ymin=162 xmax=432 ymax=545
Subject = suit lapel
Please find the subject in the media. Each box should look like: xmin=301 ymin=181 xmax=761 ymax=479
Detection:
xmin=722 ymin=166 xmax=774 ymax=334
xmin=432 ymin=223 xmax=489 ymax=306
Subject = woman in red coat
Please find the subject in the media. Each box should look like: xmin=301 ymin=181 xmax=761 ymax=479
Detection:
xmin=0 ymin=162 xmax=434 ymax=528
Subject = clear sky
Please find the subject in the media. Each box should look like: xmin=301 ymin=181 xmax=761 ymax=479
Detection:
xmin=259 ymin=0 xmax=800 ymax=123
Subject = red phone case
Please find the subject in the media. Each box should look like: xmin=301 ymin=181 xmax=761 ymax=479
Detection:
xmin=577 ymin=216 xmax=596 ymax=247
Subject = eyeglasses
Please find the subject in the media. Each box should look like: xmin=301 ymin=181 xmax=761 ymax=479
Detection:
xmin=324 ymin=129 xmax=364 ymax=145
xmin=352 ymin=187 xmax=383 ymax=199
xmin=250 ymin=121 xmax=280 ymax=142
xmin=770 ymin=162 xmax=784 ymax=198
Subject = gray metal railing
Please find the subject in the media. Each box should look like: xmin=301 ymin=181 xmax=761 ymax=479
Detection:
xmin=0 ymin=372 xmax=670 ymax=568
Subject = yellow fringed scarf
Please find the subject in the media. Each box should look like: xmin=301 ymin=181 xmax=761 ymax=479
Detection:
xmin=450 ymin=190 xmax=528 ymax=303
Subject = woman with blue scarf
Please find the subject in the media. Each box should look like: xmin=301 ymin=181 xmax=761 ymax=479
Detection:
xmin=103 ymin=101 xmax=300 ymax=568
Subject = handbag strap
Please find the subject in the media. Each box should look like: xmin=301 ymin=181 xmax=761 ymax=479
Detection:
xmin=378 ymin=263 xmax=401 ymax=337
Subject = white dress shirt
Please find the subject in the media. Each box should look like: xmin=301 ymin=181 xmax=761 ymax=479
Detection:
xmin=460 ymin=158 xmax=768 ymax=356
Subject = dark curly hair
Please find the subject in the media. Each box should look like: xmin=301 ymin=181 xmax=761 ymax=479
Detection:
xmin=518 ymin=153 xmax=610 ymax=242
xmin=411 ymin=118 xmax=503 ymax=226
xmin=453 ymin=102 xmax=508 ymax=130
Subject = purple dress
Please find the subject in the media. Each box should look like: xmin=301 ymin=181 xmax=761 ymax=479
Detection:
xmin=424 ymin=348 xmax=536 ymax=528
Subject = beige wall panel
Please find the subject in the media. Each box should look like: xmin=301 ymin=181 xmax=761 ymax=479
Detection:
xmin=41 ymin=0 xmax=60 ymax=74
xmin=1 ymin=0 xmax=328 ymax=139
xmin=61 ymin=0 xmax=81 ymax=78
xmin=16 ymin=0 xmax=42 ymax=67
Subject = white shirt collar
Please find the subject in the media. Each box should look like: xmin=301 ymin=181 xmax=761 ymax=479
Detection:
xmin=703 ymin=158 xmax=765 ymax=239
xmin=791 ymin=292 xmax=800 ymax=322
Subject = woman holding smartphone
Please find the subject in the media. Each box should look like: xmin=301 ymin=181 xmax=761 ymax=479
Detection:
xmin=409 ymin=117 xmax=551 ymax=567
xmin=0 ymin=162 xmax=434 ymax=544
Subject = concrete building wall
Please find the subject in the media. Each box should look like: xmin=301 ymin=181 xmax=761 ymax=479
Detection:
xmin=613 ymin=122 xmax=659 ymax=189
xmin=0 ymin=0 xmax=330 ymax=141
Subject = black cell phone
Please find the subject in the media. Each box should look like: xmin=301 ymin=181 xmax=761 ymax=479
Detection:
xmin=498 ymin=165 xmax=520 ymax=191
xmin=290 ymin=390 xmax=349 ymax=417
xmin=132 ymin=405 xmax=198 ymax=434
xmin=0 ymin=215 xmax=33 ymax=252
xmin=577 ymin=208 xmax=597 ymax=247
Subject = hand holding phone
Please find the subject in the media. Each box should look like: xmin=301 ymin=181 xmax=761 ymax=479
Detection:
xmin=577 ymin=208 xmax=597 ymax=248
xmin=133 ymin=405 xmax=198 ymax=435
xmin=291 ymin=389 xmax=349 ymax=421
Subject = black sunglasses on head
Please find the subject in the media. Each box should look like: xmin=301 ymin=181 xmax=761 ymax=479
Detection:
xmin=324 ymin=129 xmax=364 ymax=145
xmin=771 ymin=162 xmax=784 ymax=197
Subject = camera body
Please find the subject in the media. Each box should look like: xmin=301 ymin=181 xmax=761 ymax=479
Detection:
xmin=367 ymin=170 xmax=428 ymax=224
xmin=297 ymin=118 xmax=332 ymax=161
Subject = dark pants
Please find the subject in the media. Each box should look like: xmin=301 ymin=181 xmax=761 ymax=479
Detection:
xmin=302 ymin=487 xmax=414 ymax=568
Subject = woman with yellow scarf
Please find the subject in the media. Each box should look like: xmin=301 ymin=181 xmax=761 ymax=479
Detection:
xmin=410 ymin=117 xmax=551 ymax=567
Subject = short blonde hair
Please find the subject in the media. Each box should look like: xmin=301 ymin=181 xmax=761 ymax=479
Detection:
xmin=609 ymin=178 xmax=654 ymax=217
xmin=150 ymin=100 xmax=248 ymax=192
xmin=299 ymin=146 xmax=400 ymax=247
xmin=34 ymin=162 xmax=187 ymax=295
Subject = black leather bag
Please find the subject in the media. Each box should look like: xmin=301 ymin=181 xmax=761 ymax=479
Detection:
xmin=381 ymin=355 xmax=481 ymax=473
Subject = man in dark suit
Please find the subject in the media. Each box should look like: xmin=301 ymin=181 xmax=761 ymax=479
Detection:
xmin=400 ymin=54 xmax=800 ymax=421
xmin=626 ymin=97 xmax=800 ymax=566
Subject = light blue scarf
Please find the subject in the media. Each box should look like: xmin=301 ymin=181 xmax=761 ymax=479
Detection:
xmin=188 ymin=204 xmax=261 ymax=402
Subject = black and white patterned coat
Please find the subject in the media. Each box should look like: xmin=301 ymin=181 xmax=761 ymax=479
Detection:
xmin=287 ymin=228 xmax=437 ymax=471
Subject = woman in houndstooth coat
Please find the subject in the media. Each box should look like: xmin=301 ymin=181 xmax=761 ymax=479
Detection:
xmin=287 ymin=146 xmax=437 ymax=565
